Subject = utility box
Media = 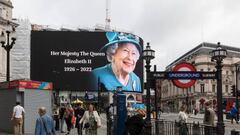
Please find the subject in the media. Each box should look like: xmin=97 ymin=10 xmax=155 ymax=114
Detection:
xmin=0 ymin=80 xmax=53 ymax=134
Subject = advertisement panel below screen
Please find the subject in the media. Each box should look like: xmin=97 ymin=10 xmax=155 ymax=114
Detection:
xmin=31 ymin=31 xmax=143 ymax=92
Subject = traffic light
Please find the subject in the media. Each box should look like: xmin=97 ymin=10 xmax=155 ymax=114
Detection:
xmin=231 ymin=85 xmax=236 ymax=96
xmin=237 ymin=90 xmax=240 ymax=97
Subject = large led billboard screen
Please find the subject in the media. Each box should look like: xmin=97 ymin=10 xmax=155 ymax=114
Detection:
xmin=31 ymin=31 xmax=143 ymax=92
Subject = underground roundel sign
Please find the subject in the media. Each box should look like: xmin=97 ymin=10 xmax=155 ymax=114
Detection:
xmin=172 ymin=63 xmax=196 ymax=88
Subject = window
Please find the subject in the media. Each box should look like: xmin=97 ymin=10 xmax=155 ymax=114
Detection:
xmin=6 ymin=11 xmax=8 ymax=18
xmin=0 ymin=8 xmax=2 ymax=17
xmin=225 ymin=85 xmax=229 ymax=93
xmin=200 ymin=84 xmax=205 ymax=93
xmin=212 ymin=84 xmax=216 ymax=93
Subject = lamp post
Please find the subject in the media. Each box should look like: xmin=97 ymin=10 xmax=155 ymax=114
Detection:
xmin=98 ymin=77 xmax=101 ymax=113
xmin=210 ymin=42 xmax=227 ymax=135
xmin=186 ymin=88 xmax=189 ymax=113
xmin=235 ymin=63 xmax=240 ymax=121
xmin=0 ymin=24 xmax=16 ymax=82
xmin=153 ymin=65 xmax=159 ymax=135
xmin=143 ymin=42 xmax=155 ymax=135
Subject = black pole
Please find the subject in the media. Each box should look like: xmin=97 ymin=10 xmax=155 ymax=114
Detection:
xmin=145 ymin=60 xmax=152 ymax=135
xmin=186 ymin=88 xmax=189 ymax=113
xmin=98 ymin=77 xmax=101 ymax=113
xmin=235 ymin=64 xmax=239 ymax=121
xmin=154 ymin=65 xmax=159 ymax=135
xmin=6 ymin=31 xmax=10 ymax=82
xmin=216 ymin=60 xmax=225 ymax=135
xmin=6 ymin=48 xmax=10 ymax=82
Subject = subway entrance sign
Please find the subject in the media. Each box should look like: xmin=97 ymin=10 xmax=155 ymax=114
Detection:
xmin=150 ymin=71 xmax=217 ymax=80
xmin=172 ymin=63 xmax=196 ymax=88
xmin=150 ymin=63 xmax=217 ymax=88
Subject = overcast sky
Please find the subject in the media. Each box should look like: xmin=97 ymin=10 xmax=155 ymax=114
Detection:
xmin=12 ymin=0 xmax=240 ymax=70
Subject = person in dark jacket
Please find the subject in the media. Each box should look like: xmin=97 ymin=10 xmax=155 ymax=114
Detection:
xmin=59 ymin=104 xmax=66 ymax=133
xmin=230 ymin=105 xmax=239 ymax=124
xmin=75 ymin=103 xmax=85 ymax=135
xmin=125 ymin=109 xmax=146 ymax=135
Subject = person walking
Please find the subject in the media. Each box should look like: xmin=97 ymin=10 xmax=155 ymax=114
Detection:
xmin=79 ymin=104 xmax=101 ymax=135
xmin=35 ymin=107 xmax=56 ymax=135
xmin=178 ymin=104 xmax=188 ymax=135
xmin=64 ymin=104 xmax=75 ymax=135
xmin=59 ymin=104 xmax=66 ymax=133
xmin=11 ymin=101 xmax=25 ymax=135
xmin=53 ymin=105 xmax=60 ymax=131
xmin=203 ymin=101 xmax=215 ymax=135
xmin=230 ymin=105 xmax=239 ymax=124
xmin=75 ymin=103 xmax=85 ymax=135
xmin=125 ymin=109 xmax=146 ymax=135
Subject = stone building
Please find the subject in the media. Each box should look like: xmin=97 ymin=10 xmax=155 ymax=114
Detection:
xmin=0 ymin=0 xmax=18 ymax=81
xmin=160 ymin=42 xmax=240 ymax=113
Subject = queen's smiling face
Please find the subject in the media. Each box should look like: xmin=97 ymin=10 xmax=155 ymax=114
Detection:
xmin=112 ymin=43 xmax=140 ymax=75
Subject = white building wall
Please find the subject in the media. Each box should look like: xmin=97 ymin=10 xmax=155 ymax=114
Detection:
xmin=11 ymin=19 xmax=31 ymax=80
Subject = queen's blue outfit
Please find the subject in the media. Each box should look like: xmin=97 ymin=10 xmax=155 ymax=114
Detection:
xmin=92 ymin=64 xmax=141 ymax=92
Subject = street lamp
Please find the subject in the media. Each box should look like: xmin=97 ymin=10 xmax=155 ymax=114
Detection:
xmin=0 ymin=24 xmax=16 ymax=81
xmin=143 ymin=42 xmax=155 ymax=135
xmin=210 ymin=42 xmax=227 ymax=135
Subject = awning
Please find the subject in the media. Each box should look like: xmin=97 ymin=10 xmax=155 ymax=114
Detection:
xmin=72 ymin=98 xmax=83 ymax=104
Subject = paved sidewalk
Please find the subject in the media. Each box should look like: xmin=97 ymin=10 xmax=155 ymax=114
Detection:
xmin=189 ymin=113 xmax=232 ymax=122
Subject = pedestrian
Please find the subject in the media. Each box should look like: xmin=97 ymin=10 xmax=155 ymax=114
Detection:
xmin=230 ymin=105 xmax=239 ymax=124
xmin=178 ymin=104 xmax=188 ymax=135
xmin=125 ymin=109 xmax=146 ymax=135
xmin=203 ymin=101 xmax=215 ymax=135
xmin=11 ymin=101 xmax=25 ymax=135
xmin=79 ymin=104 xmax=101 ymax=135
xmin=106 ymin=104 xmax=114 ymax=135
xmin=75 ymin=103 xmax=85 ymax=135
xmin=53 ymin=104 xmax=60 ymax=131
xmin=59 ymin=104 xmax=66 ymax=133
xmin=35 ymin=107 xmax=56 ymax=135
xmin=64 ymin=104 xmax=75 ymax=135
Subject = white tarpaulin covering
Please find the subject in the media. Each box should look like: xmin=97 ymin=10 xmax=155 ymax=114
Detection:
xmin=11 ymin=19 xmax=31 ymax=80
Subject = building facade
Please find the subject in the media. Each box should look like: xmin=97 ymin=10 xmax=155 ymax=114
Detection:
xmin=0 ymin=0 xmax=18 ymax=82
xmin=160 ymin=42 xmax=240 ymax=113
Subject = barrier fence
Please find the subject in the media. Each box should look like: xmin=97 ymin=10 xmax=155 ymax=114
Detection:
xmin=151 ymin=120 xmax=217 ymax=135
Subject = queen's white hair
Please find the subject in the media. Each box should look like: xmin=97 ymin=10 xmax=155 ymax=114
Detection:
xmin=106 ymin=43 xmax=140 ymax=62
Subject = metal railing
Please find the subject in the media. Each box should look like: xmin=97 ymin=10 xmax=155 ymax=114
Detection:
xmin=151 ymin=120 xmax=217 ymax=135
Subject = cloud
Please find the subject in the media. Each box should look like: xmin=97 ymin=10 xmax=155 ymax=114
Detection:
xmin=12 ymin=0 xmax=240 ymax=70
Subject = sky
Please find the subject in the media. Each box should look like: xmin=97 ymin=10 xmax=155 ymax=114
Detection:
xmin=12 ymin=0 xmax=240 ymax=70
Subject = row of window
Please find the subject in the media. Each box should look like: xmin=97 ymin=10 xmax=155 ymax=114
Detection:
xmin=162 ymin=83 xmax=233 ymax=97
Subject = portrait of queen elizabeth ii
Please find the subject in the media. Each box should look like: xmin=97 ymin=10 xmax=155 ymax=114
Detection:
xmin=91 ymin=32 xmax=142 ymax=92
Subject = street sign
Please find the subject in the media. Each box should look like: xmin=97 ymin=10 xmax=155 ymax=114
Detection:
xmin=150 ymin=71 xmax=216 ymax=79
xmin=172 ymin=63 xmax=196 ymax=88
xmin=149 ymin=63 xmax=218 ymax=88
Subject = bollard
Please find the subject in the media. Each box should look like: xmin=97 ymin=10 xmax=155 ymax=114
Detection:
xmin=231 ymin=129 xmax=240 ymax=135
